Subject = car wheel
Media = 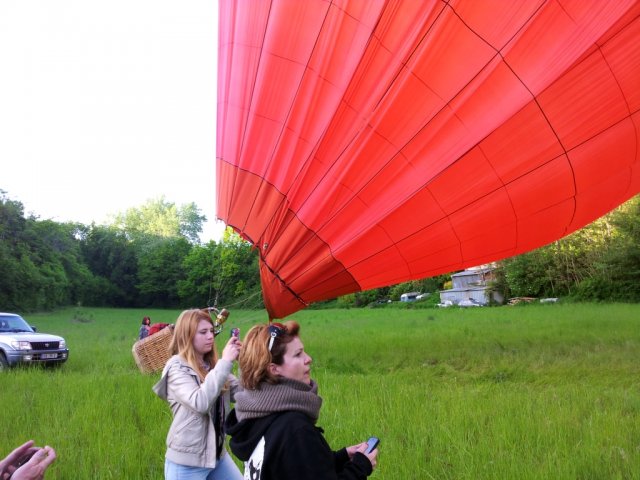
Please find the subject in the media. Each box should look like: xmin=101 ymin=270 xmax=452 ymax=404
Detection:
xmin=0 ymin=353 xmax=8 ymax=370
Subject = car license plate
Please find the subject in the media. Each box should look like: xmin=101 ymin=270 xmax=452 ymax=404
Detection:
xmin=41 ymin=353 xmax=58 ymax=359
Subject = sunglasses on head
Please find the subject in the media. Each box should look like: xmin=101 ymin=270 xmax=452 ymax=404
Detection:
xmin=267 ymin=322 xmax=286 ymax=352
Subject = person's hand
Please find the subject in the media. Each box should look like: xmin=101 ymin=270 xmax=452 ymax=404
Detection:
xmin=11 ymin=445 xmax=56 ymax=480
xmin=1 ymin=440 xmax=36 ymax=479
xmin=0 ymin=441 xmax=56 ymax=480
xmin=346 ymin=442 xmax=367 ymax=459
xmin=221 ymin=335 xmax=242 ymax=362
xmin=353 ymin=442 xmax=378 ymax=469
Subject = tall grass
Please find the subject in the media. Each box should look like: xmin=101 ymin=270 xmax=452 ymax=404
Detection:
xmin=1 ymin=304 xmax=638 ymax=479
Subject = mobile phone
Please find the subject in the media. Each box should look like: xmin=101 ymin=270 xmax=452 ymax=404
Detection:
xmin=17 ymin=449 xmax=37 ymax=467
xmin=365 ymin=436 xmax=379 ymax=454
xmin=230 ymin=327 xmax=240 ymax=338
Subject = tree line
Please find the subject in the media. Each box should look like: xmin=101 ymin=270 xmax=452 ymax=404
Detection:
xmin=1 ymin=190 xmax=638 ymax=313
xmin=0 ymin=192 xmax=261 ymax=312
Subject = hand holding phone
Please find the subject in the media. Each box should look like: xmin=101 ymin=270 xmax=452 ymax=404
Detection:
xmin=365 ymin=436 xmax=379 ymax=454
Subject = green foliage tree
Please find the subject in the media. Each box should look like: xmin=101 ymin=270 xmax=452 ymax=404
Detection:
xmin=388 ymin=276 xmax=448 ymax=301
xmin=178 ymin=241 xmax=218 ymax=308
xmin=214 ymin=228 xmax=262 ymax=309
xmin=0 ymin=193 xmax=31 ymax=309
xmin=500 ymin=248 xmax=554 ymax=297
xmin=136 ymin=237 xmax=192 ymax=307
xmin=177 ymin=231 xmax=263 ymax=310
xmin=335 ymin=290 xmax=377 ymax=308
xmin=573 ymin=195 xmax=640 ymax=301
xmin=111 ymin=196 xmax=205 ymax=243
xmin=79 ymin=225 xmax=139 ymax=306
xmin=28 ymin=220 xmax=89 ymax=306
xmin=336 ymin=293 xmax=356 ymax=308
xmin=606 ymin=195 xmax=640 ymax=299
xmin=0 ymin=192 xmax=101 ymax=310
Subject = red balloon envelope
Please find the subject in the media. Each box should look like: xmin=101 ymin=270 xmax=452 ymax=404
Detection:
xmin=216 ymin=0 xmax=640 ymax=319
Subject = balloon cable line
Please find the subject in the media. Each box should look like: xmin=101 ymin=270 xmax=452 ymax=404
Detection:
xmin=208 ymin=243 xmax=225 ymax=309
xmin=203 ymin=233 xmax=267 ymax=316
xmin=223 ymin=290 xmax=263 ymax=310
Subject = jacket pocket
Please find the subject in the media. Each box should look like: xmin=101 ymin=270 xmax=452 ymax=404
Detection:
xmin=169 ymin=411 xmax=207 ymax=451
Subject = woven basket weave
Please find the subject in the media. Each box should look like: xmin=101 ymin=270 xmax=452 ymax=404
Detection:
xmin=132 ymin=325 xmax=174 ymax=373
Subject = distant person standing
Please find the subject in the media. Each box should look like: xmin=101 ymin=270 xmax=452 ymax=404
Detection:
xmin=139 ymin=316 xmax=151 ymax=340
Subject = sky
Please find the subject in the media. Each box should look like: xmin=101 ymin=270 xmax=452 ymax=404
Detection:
xmin=0 ymin=0 xmax=226 ymax=242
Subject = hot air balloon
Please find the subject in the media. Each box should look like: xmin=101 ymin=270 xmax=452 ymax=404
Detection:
xmin=216 ymin=0 xmax=640 ymax=319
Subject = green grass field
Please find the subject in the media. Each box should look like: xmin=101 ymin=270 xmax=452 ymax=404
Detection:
xmin=1 ymin=304 xmax=639 ymax=479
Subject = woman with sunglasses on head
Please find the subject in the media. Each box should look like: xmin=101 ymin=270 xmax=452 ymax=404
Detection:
xmin=226 ymin=321 xmax=378 ymax=480
xmin=153 ymin=309 xmax=244 ymax=480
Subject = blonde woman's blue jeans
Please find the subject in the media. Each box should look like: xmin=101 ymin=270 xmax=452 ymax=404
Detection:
xmin=165 ymin=454 xmax=243 ymax=480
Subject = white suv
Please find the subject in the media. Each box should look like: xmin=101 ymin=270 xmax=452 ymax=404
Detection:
xmin=0 ymin=313 xmax=69 ymax=369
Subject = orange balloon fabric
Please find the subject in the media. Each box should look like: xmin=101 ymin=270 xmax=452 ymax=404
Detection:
xmin=216 ymin=0 xmax=640 ymax=319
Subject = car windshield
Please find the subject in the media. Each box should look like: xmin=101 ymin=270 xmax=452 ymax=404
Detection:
xmin=0 ymin=315 xmax=34 ymax=333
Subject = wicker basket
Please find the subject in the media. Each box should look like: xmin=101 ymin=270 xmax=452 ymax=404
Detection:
xmin=132 ymin=325 xmax=174 ymax=373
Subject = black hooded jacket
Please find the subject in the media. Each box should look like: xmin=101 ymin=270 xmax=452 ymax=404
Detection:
xmin=226 ymin=409 xmax=373 ymax=480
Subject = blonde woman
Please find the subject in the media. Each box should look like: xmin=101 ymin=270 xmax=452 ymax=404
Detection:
xmin=153 ymin=309 xmax=243 ymax=480
xmin=226 ymin=321 xmax=378 ymax=479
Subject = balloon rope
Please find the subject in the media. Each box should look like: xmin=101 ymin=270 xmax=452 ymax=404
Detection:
xmin=208 ymin=245 xmax=224 ymax=309
xmin=223 ymin=290 xmax=262 ymax=309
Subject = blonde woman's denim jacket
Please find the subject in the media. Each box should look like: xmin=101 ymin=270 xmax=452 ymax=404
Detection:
xmin=153 ymin=355 xmax=238 ymax=468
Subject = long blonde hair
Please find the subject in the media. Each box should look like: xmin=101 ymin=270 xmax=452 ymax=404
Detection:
xmin=169 ymin=309 xmax=219 ymax=381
